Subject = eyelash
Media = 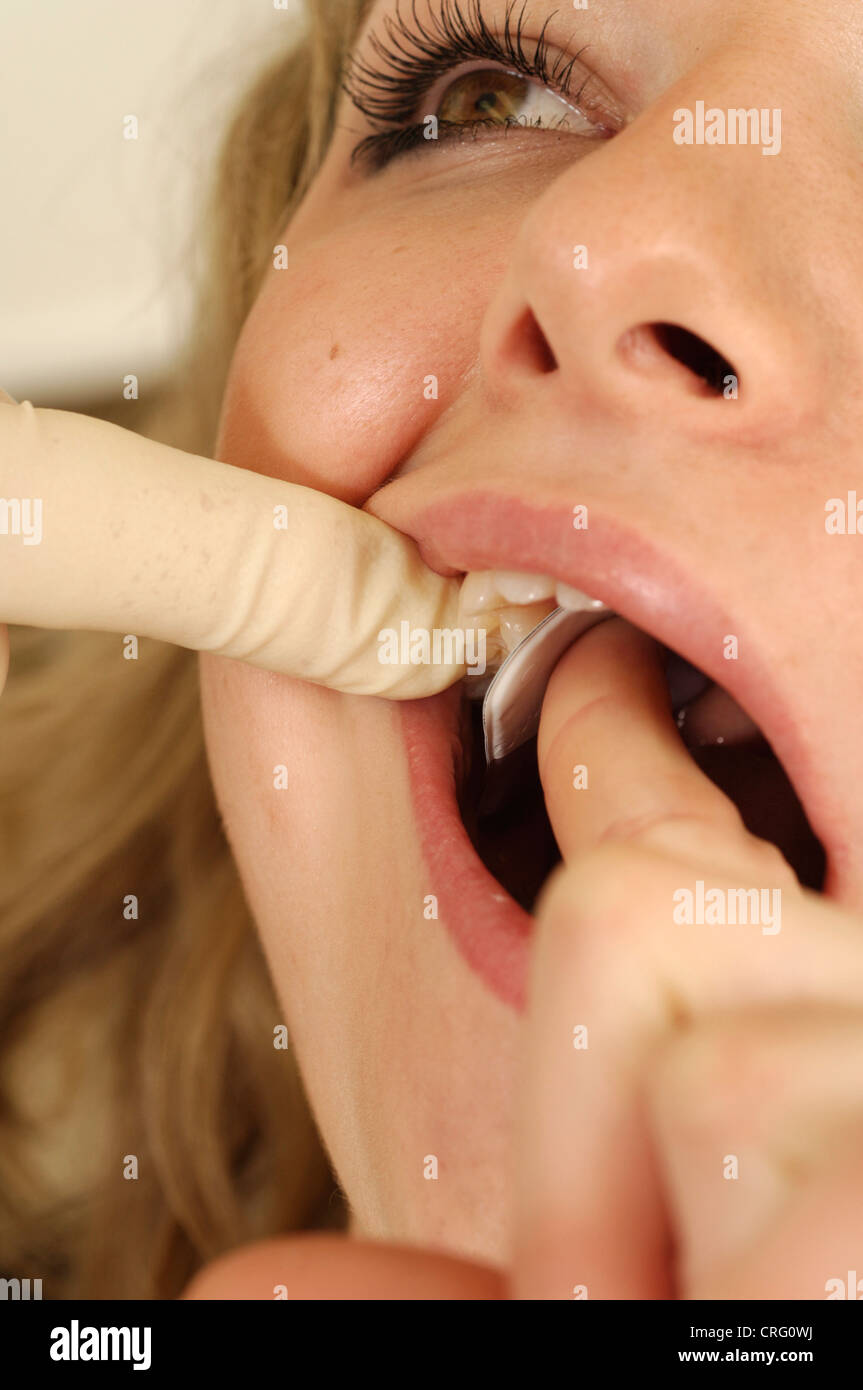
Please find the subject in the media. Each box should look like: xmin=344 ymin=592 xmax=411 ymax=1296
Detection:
xmin=342 ymin=0 xmax=607 ymax=172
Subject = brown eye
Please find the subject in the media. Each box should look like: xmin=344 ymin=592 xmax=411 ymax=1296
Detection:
xmin=439 ymin=70 xmax=531 ymax=125
xmin=433 ymin=66 xmax=607 ymax=137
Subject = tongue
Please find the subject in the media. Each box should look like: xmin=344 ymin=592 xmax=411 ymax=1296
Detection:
xmin=672 ymin=683 xmax=825 ymax=890
xmin=664 ymin=649 xmax=761 ymax=749
xmin=677 ymin=682 xmax=761 ymax=750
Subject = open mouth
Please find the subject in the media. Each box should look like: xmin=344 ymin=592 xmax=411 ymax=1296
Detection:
xmin=383 ymin=490 xmax=845 ymax=1010
xmin=454 ymin=580 xmax=827 ymax=915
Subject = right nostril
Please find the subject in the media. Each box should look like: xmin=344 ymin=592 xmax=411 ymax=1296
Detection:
xmin=506 ymin=307 xmax=559 ymax=377
xmin=648 ymin=322 xmax=736 ymax=396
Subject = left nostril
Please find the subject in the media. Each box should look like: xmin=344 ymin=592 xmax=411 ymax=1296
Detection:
xmin=619 ymin=322 xmax=737 ymax=396
xmin=504 ymin=306 xmax=559 ymax=376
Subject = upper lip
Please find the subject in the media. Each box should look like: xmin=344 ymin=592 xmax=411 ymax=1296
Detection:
xmin=367 ymin=481 xmax=848 ymax=901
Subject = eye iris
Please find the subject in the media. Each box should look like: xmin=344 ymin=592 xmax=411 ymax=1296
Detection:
xmin=438 ymin=70 xmax=528 ymax=125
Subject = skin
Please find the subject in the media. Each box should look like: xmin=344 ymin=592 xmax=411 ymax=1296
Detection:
xmin=195 ymin=0 xmax=863 ymax=1295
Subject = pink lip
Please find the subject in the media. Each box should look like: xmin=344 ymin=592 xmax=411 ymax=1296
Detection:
xmin=401 ymin=688 xmax=533 ymax=1011
xmin=389 ymin=490 xmax=839 ymax=1010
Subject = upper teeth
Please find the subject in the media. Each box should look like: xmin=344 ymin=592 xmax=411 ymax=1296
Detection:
xmin=458 ymin=570 xmax=609 ymax=669
xmin=459 ymin=569 xmax=606 ymax=615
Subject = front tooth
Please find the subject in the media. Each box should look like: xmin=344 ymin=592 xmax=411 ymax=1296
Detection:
xmin=497 ymin=601 xmax=556 ymax=653
xmin=458 ymin=570 xmax=505 ymax=615
xmin=495 ymin=571 xmax=556 ymax=605
xmin=555 ymin=582 xmax=608 ymax=613
xmin=463 ymin=623 xmax=506 ymax=697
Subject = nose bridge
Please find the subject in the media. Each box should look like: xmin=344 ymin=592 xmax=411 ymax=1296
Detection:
xmin=572 ymin=42 xmax=803 ymax=296
xmin=481 ymin=50 xmax=842 ymax=430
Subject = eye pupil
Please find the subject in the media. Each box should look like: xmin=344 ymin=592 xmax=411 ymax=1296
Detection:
xmin=440 ymin=70 xmax=527 ymax=125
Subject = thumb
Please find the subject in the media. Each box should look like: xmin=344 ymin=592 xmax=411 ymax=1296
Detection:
xmin=537 ymin=617 xmax=748 ymax=868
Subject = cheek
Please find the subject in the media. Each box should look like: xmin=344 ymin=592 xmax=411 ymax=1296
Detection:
xmin=215 ymin=226 xmax=482 ymax=502
xmin=198 ymin=651 xmax=442 ymax=1053
xmin=213 ymin=157 xmax=535 ymax=501
xmin=198 ymin=654 xmax=410 ymax=910
xmin=200 ymin=655 xmax=353 ymax=883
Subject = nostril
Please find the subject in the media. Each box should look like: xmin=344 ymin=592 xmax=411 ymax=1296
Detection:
xmin=620 ymin=322 xmax=737 ymax=396
xmin=505 ymin=307 xmax=559 ymax=376
xmin=653 ymin=323 xmax=736 ymax=395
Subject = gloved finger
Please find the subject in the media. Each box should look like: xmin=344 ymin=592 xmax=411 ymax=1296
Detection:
xmin=0 ymin=400 xmax=466 ymax=698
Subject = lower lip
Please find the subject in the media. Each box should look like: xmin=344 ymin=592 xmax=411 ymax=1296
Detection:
xmin=401 ymin=690 xmax=532 ymax=1011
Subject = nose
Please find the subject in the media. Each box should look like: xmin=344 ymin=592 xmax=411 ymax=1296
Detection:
xmin=479 ymin=79 xmax=835 ymax=441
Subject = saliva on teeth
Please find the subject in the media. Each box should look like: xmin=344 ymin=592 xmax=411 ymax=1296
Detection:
xmin=457 ymin=569 xmax=607 ymax=698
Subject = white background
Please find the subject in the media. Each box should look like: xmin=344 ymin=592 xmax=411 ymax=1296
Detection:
xmin=0 ymin=0 xmax=303 ymax=404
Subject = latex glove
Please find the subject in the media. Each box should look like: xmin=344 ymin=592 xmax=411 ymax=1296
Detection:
xmin=0 ymin=392 xmax=464 ymax=700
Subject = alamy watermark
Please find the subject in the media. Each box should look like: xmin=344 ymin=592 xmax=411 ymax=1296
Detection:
xmin=1 ymin=1276 xmax=42 ymax=1299
xmin=673 ymin=879 xmax=782 ymax=934
xmin=378 ymin=622 xmax=487 ymax=676
xmin=50 ymin=1321 xmax=151 ymax=1371
xmin=825 ymin=493 xmax=863 ymax=533
xmin=0 ymin=496 xmax=42 ymax=544
xmin=673 ymin=102 xmax=782 ymax=156
xmin=825 ymin=1271 xmax=863 ymax=1299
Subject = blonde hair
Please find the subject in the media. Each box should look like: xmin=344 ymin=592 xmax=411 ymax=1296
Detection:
xmin=0 ymin=0 xmax=372 ymax=1299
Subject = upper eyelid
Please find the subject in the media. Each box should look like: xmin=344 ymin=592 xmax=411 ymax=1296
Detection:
xmin=341 ymin=0 xmax=596 ymax=128
xmin=385 ymin=53 xmax=598 ymax=125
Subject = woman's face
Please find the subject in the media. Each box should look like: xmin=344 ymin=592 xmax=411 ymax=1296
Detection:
xmin=200 ymin=0 xmax=863 ymax=1263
